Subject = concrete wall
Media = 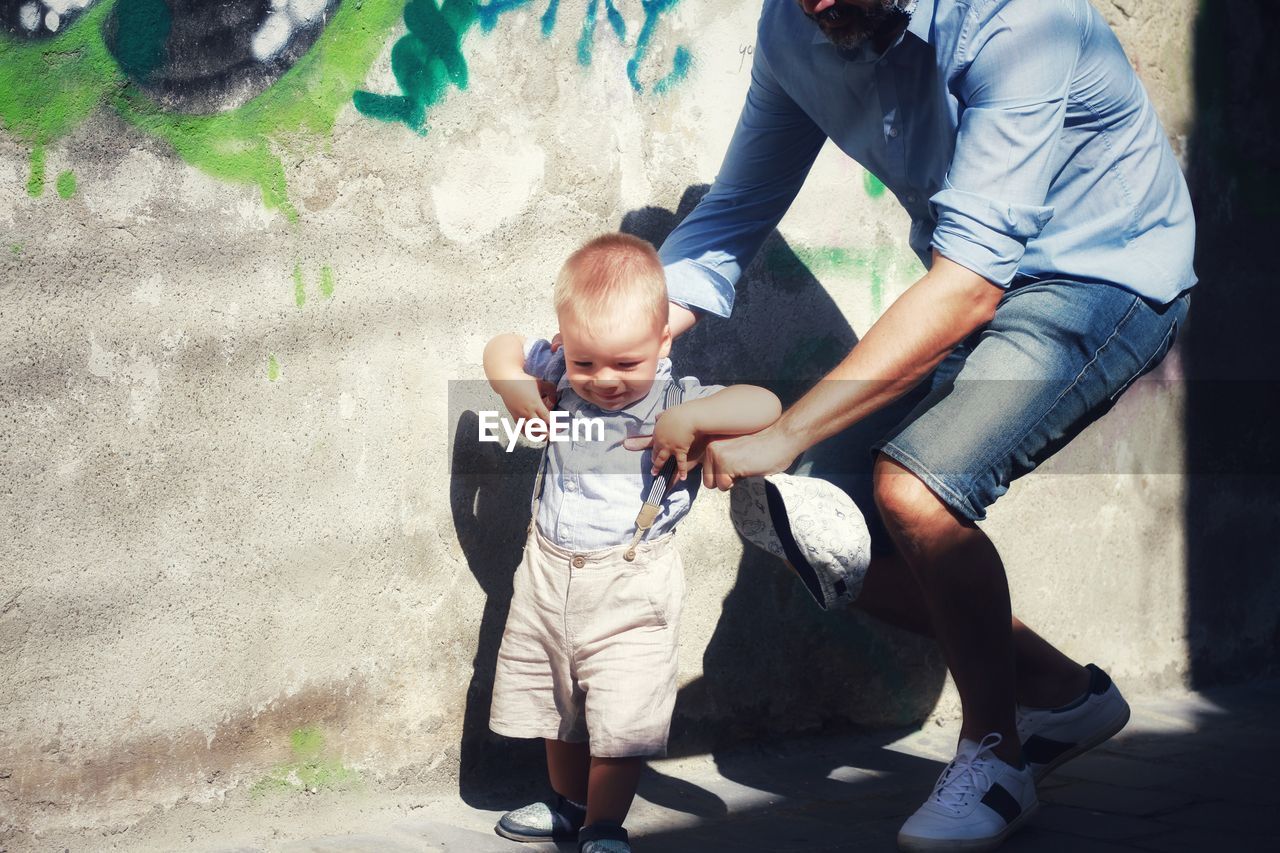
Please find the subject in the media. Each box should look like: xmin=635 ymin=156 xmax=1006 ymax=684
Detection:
xmin=3 ymin=0 xmax=1273 ymax=845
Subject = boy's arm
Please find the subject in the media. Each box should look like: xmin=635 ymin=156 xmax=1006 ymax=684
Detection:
xmin=649 ymin=384 xmax=782 ymax=482
xmin=483 ymin=333 xmax=553 ymax=423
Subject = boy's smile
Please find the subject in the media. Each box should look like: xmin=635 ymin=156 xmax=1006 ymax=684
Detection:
xmin=558 ymin=313 xmax=672 ymax=411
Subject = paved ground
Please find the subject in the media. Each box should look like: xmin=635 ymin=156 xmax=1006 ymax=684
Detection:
xmin=60 ymin=678 xmax=1280 ymax=852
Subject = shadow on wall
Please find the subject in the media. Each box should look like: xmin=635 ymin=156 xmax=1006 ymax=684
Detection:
xmin=448 ymin=185 xmax=946 ymax=808
xmin=1183 ymin=0 xmax=1280 ymax=687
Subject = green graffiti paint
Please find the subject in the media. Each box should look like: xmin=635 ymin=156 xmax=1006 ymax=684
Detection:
xmin=766 ymin=243 xmax=923 ymax=315
xmin=9 ymin=244 xmax=21 ymax=255
xmin=0 ymin=4 xmax=123 ymax=149
xmin=319 ymin=266 xmax=335 ymax=298
xmin=863 ymin=171 xmax=886 ymax=198
xmin=56 ymin=170 xmax=77 ymax=199
xmin=115 ymin=0 xmax=407 ymax=221
xmin=267 ymin=354 xmax=281 ymax=381
xmin=249 ymin=726 xmax=361 ymax=797
xmin=112 ymin=0 xmax=173 ymax=83
xmin=1 ymin=1 xmax=403 ymax=220
xmin=781 ymin=333 xmax=847 ymax=381
xmin=293 ymin=264 xmax=306 ymax=308
xmin=26 ymin=146 xmax=45 ymax=197
xmin=354 ymin=0 xmax=477 ymax=133
xmin=290 ymin=725 xmax=326 ymax=759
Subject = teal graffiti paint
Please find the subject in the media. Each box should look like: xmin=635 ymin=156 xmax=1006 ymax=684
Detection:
xmin=578 ymin=0 xmax=627 ymax=67
xmin=111 ymin=0 xmax=173 ymax=83
xmin=357 ymin=1 xmax=689 ymax=133
xmin=353 ymin=0 xmax=477 ymax=133
xmin=626 ymin=0 xmax=689 ymax=94
xmin=476 ymin=0 xmax=531 ymax=32
xmin=540 ymin=0 xmax=560 ymax=36
xmin=652 ymin=44 xmax=690 ymax=95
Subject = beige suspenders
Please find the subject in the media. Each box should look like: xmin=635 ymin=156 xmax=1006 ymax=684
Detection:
xmin=528 ymin=380 xmax=684 ymax=561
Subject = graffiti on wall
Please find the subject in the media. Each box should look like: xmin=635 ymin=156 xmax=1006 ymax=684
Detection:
xmin=1 ymin=0 xmax=97 ymax=38
xmin=354 ymin=0 xmax=692 ymax=133
xmin=1 ymin=0 xmax=692 ymax=217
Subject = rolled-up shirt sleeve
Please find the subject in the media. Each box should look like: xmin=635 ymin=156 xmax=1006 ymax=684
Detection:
xmin=659 ymin=41 xmax=827 ymax=318
xmin=929 ymin=0 xmax=1080 ymax=285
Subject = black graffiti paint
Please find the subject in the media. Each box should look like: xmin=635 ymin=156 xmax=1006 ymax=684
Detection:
xmin=103 ymin=0 xmax=342 ymax=115
xmin=1 ymin=0 xmax=98 ymax=39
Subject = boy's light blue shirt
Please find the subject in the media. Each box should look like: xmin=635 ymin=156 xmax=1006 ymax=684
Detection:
xmin=659 ymin=0 xmax=1197 ymax=315
xmin=523 ymin=339 xmax=724 ymax=552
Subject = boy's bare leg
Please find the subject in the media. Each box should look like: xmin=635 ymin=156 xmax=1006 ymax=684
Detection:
xmin=855 ymin=548 xmax=1090 ymax=709
xmin=585 ymin=756 xmax=645 ymax=826
xmin=545 ymin=739 xmax=590 ymax=804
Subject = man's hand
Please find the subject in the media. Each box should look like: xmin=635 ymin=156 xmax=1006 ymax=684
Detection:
xmin=700 ymin=424 xmax=804 ymax=491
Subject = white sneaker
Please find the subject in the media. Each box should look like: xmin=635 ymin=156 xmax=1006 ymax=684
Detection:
xmin=1016 ymin=663 xmax=1131 ymax=782
xmin=897 ymin=734 xmax=1038 ymax=853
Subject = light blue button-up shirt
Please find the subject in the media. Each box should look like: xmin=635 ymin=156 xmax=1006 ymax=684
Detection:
xmin=523 ymin=339 xmax=724 ymax=552
xmin=660 ymin=0 xmax=1197 ymax=315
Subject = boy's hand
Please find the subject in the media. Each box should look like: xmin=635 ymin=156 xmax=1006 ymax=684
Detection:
xmin=495 ymin=375 xmax=555 ymax=425
xmin=649 ymin=406 xmax=699 ymax=483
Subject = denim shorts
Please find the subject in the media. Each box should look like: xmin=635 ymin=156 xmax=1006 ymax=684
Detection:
xmin=794 ymin=277 xmax=1192 ymax=551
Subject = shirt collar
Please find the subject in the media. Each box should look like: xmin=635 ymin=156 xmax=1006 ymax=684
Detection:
xmin=557 ymin=358 xmax=675 ymax=421
xmin=905 ymin=0 xmax=932 ymax=44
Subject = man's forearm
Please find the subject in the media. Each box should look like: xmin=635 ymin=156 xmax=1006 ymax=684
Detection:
xmin=776 ymin=254 xmax=1004 ymax=453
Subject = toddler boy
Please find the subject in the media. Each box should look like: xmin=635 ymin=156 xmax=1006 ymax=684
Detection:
xmin=483 ymin=233 xmax=781 ymax=853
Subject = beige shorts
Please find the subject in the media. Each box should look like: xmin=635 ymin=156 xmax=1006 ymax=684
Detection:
xmin=489 ymin=525 xmax=685 ymax=758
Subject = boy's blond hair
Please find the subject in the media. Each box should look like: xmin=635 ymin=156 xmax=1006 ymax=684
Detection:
xmin=553 ymin=233 xmax=668 ymax=331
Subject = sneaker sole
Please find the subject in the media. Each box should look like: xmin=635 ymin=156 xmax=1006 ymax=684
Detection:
xmin=1031 ymin=700 xmax=1131 ymax=783
xmin=897 ymin=800 xmax=1040 ymax=853
xmin=493 ymin=822 xmax=579 ymax=843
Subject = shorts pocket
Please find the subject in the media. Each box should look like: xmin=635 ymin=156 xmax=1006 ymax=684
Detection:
xmin=1107 ymin=294 xmax=1187 ymax=403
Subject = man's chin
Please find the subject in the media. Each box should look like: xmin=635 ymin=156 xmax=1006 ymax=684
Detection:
xmin=819 ymin=26 xmax=871 ymax=51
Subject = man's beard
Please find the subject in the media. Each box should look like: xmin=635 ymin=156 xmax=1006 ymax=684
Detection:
xmin=803 ymin=1 xmax=912 ymax=52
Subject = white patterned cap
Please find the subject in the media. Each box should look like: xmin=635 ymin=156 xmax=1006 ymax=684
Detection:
xmin=729 ymin=473 xmax=871 ymax=610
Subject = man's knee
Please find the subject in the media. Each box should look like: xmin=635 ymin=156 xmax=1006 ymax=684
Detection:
xmin=872 ymin=454 xmax=954 ymax=549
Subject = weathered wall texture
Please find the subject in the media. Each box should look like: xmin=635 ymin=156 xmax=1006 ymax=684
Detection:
xmin=3 ymin=0 xmax=1272 ymax=845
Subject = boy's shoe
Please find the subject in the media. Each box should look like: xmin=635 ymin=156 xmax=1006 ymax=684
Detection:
xmin=897 ymin=734 xmax=1038 ymax=853
xmin=494 ymin=793 xmax=586 ymax=842
xmin=579 ymin=821 xmax=630 ymax=853
xmin=1016 ymin=663 xmax=1131 ymax=782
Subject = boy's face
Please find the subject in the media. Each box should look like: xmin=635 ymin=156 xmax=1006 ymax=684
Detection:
xmin=558 ymin=310 xmax=672 ymax=411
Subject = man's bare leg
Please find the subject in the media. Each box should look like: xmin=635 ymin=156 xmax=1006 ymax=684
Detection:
xmin=869 ymin=456 xmax=1078 ymax=765
xmin=856 ymin=548 xmax=1091 ymax=709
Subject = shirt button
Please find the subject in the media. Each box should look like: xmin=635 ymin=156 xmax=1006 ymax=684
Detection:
xmin=565 ymin=481 xmax=577 ymax=492
xmin=888 ymin=125 xmax=900 ymax=138
xmin=906 ymin=193 xmax=918 ymax=203
xmin=571 ymin=555 xmax=586 ymax=569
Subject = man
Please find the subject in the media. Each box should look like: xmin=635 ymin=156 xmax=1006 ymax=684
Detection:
xmin=658 ymin=1 xmax=1195 ymax=850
